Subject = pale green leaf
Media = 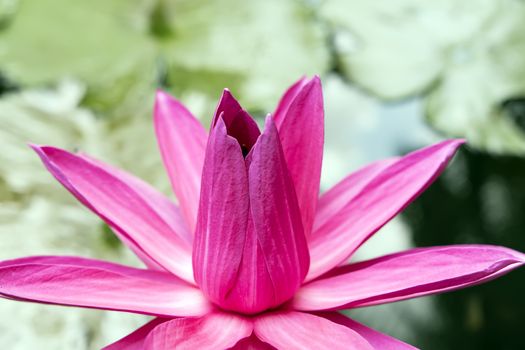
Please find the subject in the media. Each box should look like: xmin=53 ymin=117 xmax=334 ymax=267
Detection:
xmin=0 ymin=0 xmax=156 ymax=85
xmin=161 ymin=0 xmax=330 ymax=109
xmin=0 ymin=0 xmax=330 ymax=113
xmin=426 ymin=1 xmax=525 ymax=154
xmin=320 ymin=0 xmax=496 ymax=99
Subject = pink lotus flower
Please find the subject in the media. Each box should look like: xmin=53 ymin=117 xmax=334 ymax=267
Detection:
xmin=1 ymin=76 xmax=523 ymax=349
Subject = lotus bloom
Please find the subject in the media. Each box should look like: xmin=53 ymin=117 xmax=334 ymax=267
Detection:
xmin=1 ymin=76 xmax=523 ymax=349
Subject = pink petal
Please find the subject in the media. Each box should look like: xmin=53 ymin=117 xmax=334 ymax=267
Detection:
xmin=273 ymin=76 xmax=310 ymax=122
xmin=144 ymin=312 xmax=253 ymax=350
xmin=80 ymin=154 xmax=192 ymax=266
xmin=154 ymin=90 xmax=208 ymax=233
xmin=318 ymin=312 xmax=418 ymax=349
xmin=103 ymin=318 xmax=167 ymax=350
xmin=254 ymin=311 xmax=373 ymax=350
xmin=313 ymin=158 xmax=398 ymax=232
xmin=245 ymin=117 xmax=310 ymax=295
xmin=221 ymin=118 xmax=310 ymax=313
xmin=0 ymin=256 xmax=212 ymax=317
xmin=306 ymin=139 xmax=464 ymax=280
xmin=293 ymin=245 xmax=525 ymax=311
xmin=230 ymin=335 xmax=276 ymax=349
xmin=33 ymin=145 xmax=195 ymax=283
xmin=193 ymin=117 xmax=250 ymax=307
xmin=212 ymin=89 xmax=260 ymax=152
xmin=273 ymin=76 xmax=324 ymax=237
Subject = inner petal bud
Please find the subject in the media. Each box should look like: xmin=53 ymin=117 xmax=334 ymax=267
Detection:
xmin=194 ymin=92 xmax=309 ymax=315
xmin=214 ymin=89 xmax=260 ymax=157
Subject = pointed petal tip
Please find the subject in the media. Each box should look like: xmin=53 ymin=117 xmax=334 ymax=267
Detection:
xmin=212 ymin=115 xmax=240 ymax=147
xmin=28 ymin=142 xmax=44 ymax=155
xmin=154 ymin=89 xmax=172 ymax=104
xmin=217 ymin=88 xmax=233 ymax=102
xmin=155 ymin=88 xmax=166 ymax=95
xmin=28 ymin=142 xmax=47 ymax=151
xmin=505 ymin=247 xmax=525 ymax=263
xmin=30 ymin=144 xmax=60 ymax=160
xmin=262 ymin=113 xmax=275 ymax=130
xmin=294 ymin=74 xmax=320 ymax=86
xmin=212 ymin=112 xmax=228 ymax=133
xmin=433 ymin=138 xmax=465 ymax=160
xmin=295 ymin=75 xmax=309 ymax=85
xmin=311 ymin=74 xmax=322 ymax=85
xmin=153 ymin=91 xmax=170 ymax=119
xmin=446 ymin=138 xmax=466 ymax=146
xmin=219 ymin=88 xmax=238 ymax=101
xmin=437 ymin=138 xmax=466 ymax=150
xmin=519 ymin=250 xmax=525 ymax=262
xmin=153 ymin=90 xmax=187 ymax=119
xmin=258 ymin=115 xmax=280 ymax=147
xmin=212 ymin=88 xmax=245 ymax=127
xmin=31 ymin=145 xmax=81 ymax=164
xmin=412 ymin=139 xmax=465 ymax=162
xmin=296 ymin=75 xmax=322 ymax=94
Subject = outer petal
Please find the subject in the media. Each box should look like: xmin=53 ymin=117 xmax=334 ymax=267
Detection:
xmin=0 ymin=256 xmax=212 ymax=317
xmin=273 ymin=76 xmax=324 ymax=237
xmin=154 ymin=90 xmax=207 ymax=232
xmin=254 ymin=311 xmax=373 ymax=350
xmin=221 ymin=118 xmax=310 ymax=314
xmin=103 ymin=318 xmax=167 ymax=350
xmin=32 ymin=145 xmax=195 ymax=283
xmin=193 ymin=117 xmax=250 ymax=304
xmin=307 ymin=139 xmax=464 ymax=280
xmin=144 ymin=312 xmax=253 ymax=350
xmin=230 ymin=335 xmax=276 ymax=349
xmin=313 ymin=158 xmax=398 ymax=232
xmin=318 ymin=312 xmax=418 ymax=350
xmin=293 ymin=245 xmax=525 ymax=311
xmin=80 ymin=154 xmax=192 ymax=265
xmin=273 ymin=76 xmax=309 ymax=122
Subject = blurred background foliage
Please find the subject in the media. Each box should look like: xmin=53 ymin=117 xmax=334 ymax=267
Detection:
xmin=0 ymin=0 xmax=524 ymax=349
